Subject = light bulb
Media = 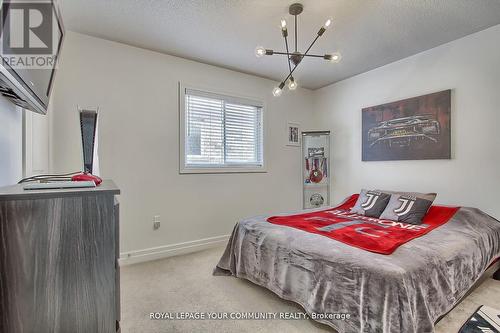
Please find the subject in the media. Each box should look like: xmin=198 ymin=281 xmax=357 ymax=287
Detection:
xmin=272 ymin=86 xmax=282 ymax=97
xmin=288 ymin=78 xmax=297 ymax=90
xmin=255 ymin=46 xmax=266 ymax=58
xmin=329 ymin=52 xmax=342 ymax=63
xmin=323 ymin=18 xmax=333 ymax=29
xmin=280 ymin=18 xmax=287 ymax=29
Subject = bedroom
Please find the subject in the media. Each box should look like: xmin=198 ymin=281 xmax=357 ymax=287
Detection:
xmin=0 ymin=1 xmax=499 ymax=332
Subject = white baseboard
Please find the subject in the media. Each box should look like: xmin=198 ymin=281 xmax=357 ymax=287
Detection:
xmin=118 ymin=234 xmax=230 ymax=266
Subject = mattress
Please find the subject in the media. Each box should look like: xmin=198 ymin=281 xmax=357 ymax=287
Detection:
xmin=214 ymin=200 xmax=500 ymax=333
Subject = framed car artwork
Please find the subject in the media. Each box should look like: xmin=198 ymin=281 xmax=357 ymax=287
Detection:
xmin=362 ymin=90 xmax=451 ymax=161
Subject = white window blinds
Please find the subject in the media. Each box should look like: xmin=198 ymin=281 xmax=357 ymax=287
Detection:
xmin=184 ymin=89 xmax=263 ymax=169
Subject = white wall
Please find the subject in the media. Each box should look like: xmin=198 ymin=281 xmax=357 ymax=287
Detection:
xmin=314 ymin=24 xmax=500 ymax=218
xmin=0 ymin=96 xmax=22 ymax=186
xmin=24 ymin=111 xmax=50 ymax=177
xmin=50 ymin=32 xmax=315 ymax=255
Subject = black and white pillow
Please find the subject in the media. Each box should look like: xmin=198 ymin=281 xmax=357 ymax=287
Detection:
xmin=350 ymin=189 xmax=391 ymax=218
xmin=379 ymin=192 xmax=437 ymax=225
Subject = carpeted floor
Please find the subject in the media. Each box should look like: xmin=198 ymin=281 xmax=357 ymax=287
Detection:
xmin=120 ymin=246 xmax=500 ymax=333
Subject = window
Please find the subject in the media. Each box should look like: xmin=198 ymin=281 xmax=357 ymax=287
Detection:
xmin=180 ymin=87 xmax=264 ymax=173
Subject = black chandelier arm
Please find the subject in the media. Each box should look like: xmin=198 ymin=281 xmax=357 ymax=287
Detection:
xmin=302 ymin=54 xmax=324 ymax=58
xmin=283 ymin=34 xmax=292 ymax=75
xmin=269 ymin=51 xmax=327 ymax=59
xmin=294 ymin=14 xmax=298 ymax=52
xmin=273 ymin=28 xmax=323 ymax=61
xmin=281 ymin=63 xmax=299 ymax=86
xmin=303 ymin=34 xmax=321 ymax=59
xmin=279 ymin=33 xmax=322 ymax=85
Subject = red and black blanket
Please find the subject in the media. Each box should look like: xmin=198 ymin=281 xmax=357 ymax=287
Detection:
xmin=267 ymin=194 xmax=459 ymax=254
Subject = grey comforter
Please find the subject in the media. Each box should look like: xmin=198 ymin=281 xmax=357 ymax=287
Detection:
xmin=214 ymin=204 xmax=500 ymax=333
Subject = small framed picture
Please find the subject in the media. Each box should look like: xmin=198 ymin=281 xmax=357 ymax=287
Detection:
xmin=287 ymin=122 xmax=301 ymax=146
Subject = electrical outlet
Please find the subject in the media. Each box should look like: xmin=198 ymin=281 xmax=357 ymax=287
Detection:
xmin=153 ymin=215 xmax=160 ymax=230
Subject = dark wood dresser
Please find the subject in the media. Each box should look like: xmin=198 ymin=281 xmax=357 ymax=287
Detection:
xmin=0 ymin=180 xmax=121 ymax=333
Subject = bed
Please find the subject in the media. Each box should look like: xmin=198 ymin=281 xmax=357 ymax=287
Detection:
xmin=214 ymin=195 xmax=500 ymax=333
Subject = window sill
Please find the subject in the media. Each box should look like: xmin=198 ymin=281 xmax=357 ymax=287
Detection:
xmin=180 ymin=166 xmax=267 ymax=174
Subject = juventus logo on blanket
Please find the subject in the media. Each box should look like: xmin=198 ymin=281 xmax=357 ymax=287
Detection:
xmin=350 ymin=190 xmax=391 ymax=218
xmin=394 ymin=197 xmax=416 ymax=216
xmin=379 ymin=193 xmax=436 ymax=225
xmin=361 ymin=192 xmax=381 ymax=210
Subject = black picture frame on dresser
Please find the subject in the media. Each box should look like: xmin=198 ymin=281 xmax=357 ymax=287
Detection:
xmin=0 ymin=180 xmax=120 ymax=333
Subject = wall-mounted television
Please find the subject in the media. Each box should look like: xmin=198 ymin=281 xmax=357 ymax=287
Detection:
xmin=0 ymin=0 xmax=64 ymax=114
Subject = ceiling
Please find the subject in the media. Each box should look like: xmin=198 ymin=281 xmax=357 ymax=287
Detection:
xmin=61 ymin=0 xmax=500 ymax=90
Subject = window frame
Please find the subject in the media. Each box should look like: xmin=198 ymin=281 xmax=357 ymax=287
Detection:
xmin=179 ymin=82 xmax=266 ymax=174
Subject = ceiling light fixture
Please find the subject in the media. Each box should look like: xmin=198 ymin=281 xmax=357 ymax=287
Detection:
xmin=272 ymin=82 xmax=285 ymax=97
xmin=256 ymin=3 xmax=341 ymax=96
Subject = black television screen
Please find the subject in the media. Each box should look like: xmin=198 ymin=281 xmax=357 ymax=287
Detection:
xmin=0 ymin=0 xmax=64 ymax=112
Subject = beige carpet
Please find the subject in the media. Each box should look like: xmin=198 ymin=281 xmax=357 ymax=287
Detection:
xmin=120 ymin=246 xmax=500 ymax=333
